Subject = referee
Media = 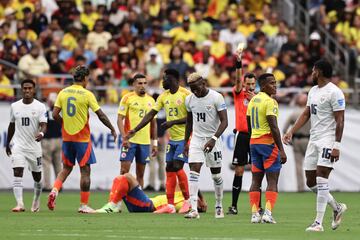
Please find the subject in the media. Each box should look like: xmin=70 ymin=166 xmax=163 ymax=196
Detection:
xmin=227 ymin=47 xmax=257 ymax=215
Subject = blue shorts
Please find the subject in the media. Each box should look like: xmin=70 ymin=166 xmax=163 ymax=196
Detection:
xmin=120 ymin=143 xmax=150 ymax=164
xmin=62 ymin=141 xmax=96 ymax=167
xmin=250 ymin=144 xmax=281 ymax=173
xmin=166 ymin=140 xmax=188 ymax=163
xmin=123 ymin=186 xmax=154 ymax=212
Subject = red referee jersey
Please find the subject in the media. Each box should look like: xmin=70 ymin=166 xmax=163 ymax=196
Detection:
xmin=233 ymin=87 xmax=250 ymax=133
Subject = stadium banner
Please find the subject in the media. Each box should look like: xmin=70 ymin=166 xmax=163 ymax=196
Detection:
xmin=0 ymin=103 xmax=359 ymax=192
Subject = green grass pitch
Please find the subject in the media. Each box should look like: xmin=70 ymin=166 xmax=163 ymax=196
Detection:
xmin=0 ymin=191 xmax=358 ymax=240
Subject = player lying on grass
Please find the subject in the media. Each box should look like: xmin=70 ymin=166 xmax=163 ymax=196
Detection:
xmin=96 ymin=173 xmax=207 ymax=213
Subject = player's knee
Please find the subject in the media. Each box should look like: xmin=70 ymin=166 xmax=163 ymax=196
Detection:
xmin=211 ymin=173 xmax=223 ymax=185
xmin=234 ymin=166 xmax=244 ymax=176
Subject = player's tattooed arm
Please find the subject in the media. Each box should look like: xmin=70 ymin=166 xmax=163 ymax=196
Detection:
xmin=283 ymin=106 xmax=310 ymax=145
xmin=6 ymin=122 xmax=15 ymax=156
xmin=204 ymin=109 xmax=228 ymax=153
xmin=161 ymin=117 xmax=186 ymax=129
xmin=267 ymin=116 xmax=287 ymax=164
xmin=183 ymin=112 xmax=193 ymax=157
xmin=35 ymin=122 xmax=47 ymax=142
xmin=52 ymin=106 xmax=62 ymax=124
xmin=331 ymin=110 xmax=345 ymax=162
xmin=96 ymin=109 xmax=117 ymax=142
xmin=127 ymin=109 xmax=158 ymax=139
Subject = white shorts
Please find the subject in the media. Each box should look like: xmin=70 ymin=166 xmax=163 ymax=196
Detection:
xmin=11 ymin=150 xmax=42 ymax=172
xmin=189 ymin=137 xmax=223 ymax=168
xmin=304 ymin=137 xmax=335 ymax=170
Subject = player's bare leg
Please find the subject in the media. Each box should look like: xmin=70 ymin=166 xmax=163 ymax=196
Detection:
xmin=261 ymin=172 xmax=280 ymax=224
xmin=31 ymin=171 xmax=42 ymax=212
xmin=184 ymin=163 xmax=202 ymax=219
xmin=249 ymin=172 xmax=264 ymax=223
xmin=136 ymin=163 xmax=146 ymax=189
xmin=48 ymin=164 xmax=73 ymax=211
xmin=78 ymin=165 xmax=94 ymax=213
xmin=12 ymin=167 xmax=25 ymax=212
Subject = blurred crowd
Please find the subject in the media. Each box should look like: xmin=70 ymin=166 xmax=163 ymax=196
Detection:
xmin=0 ymin=0 xmax=351 ymax=104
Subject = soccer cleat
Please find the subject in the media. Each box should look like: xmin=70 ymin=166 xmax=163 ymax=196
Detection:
xmin=226 ymin=206 xmax=238 ymax=215
xmin=96 ymin=202 xmax=121 ymax=213
xmin=261 ymin=210 xmax=277 ymax=224
xmin=331 ymin=203 xmax=347 ymax=230
xmin=78 ymin=204 xmax=95 ymax=213
xmin=306 ymin=221 xmax=324 ymax=232
xmin=12 ymin=205 xmax=25 ymax=212
xmin=215 ymin=206 xmax=224 ymax=219
xmin=184 ymin=209 xmax=200 ymax=219
xmin=251 ymin=212 xmax=262 ymax=223
xmin=154 ymin=204 xmax=176 ymax=214
xmin=178 ymin=200 xmax=191 ymax=214
xmin=47 ymin=191 xmax=57 ymax=211
xmin=31 ymin=200 xmax=40 ymax=212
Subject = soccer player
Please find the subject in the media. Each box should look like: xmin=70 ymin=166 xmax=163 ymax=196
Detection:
xmin=126 ymin=69 xmax=191 ymax=214
xmin=283 ymin=60 xmax=347 ymax=232
xmin=118 ymin=73 xmax=157 ymax=188
xmin=227 ymin=48 xmax=257 ymax=215
xmin=96 ymin=173 xmax=207 ymax=213
xmin=48 ymin=65 xmax=117 ymax=213
xmin=183 ymin=72 xmax=228 ymax=219
xmin=6 ymin=79 xmax=47 ymax=212
xmin=246 ymin=73 xmax=287 ymax=224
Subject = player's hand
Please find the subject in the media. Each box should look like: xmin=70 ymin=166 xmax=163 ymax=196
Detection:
xmin=151 ymin=145 xmax=158 ymax=157
xmin=203 ymin=139 xmax=216 ymax=153
xmin=35 ymin=132 xmax=44 ymax=142
xmin=6 ymin=145 xmax=12 ymax=156
xmin=161 ymin=121 xmax=173 ymax=130
xmin=197 ymin=197 xmax=208 ymax=213
xmin=126 ymin=130 xmax=136 ymax=140
xmin=122 ymin=137 xmax=130 ymax=148
xmin=330 ymin=148 xmax=340 ymax=162
xmin=246 ymin=90 xmax=256 ymax=99
xmin=282 ymin=131 xmax=293 ymax=145
xmin=183 ymin=143 xmax=189 ymax=157
xmin=111 ymin=129 xmax=117 ymax=142
xmin=280 ymin=150 xmax=287 ymax=164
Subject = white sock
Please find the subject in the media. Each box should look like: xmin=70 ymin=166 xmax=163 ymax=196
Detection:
xmin=310 ymin=185 xmax=338 ymax=210
xmin=116 ymin=201 xmax=122 ymax=209
xmin=315 ymin=177 xmax=329 ymax=225
xmin=13 ymin=177 xmax=24 ymax=207
xmin=34 ymin=181 xmax=42 ymax=202
xmin=189 ymin=171 xmax=200 ymax=212
xmin=212 ymin=173 xmax=223 ymax=208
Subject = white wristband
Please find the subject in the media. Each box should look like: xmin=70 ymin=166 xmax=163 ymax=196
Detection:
xmin=152 ymin=140 xmax=158 ymax=147
xmin=333 ymin=141 xmax=341 ymax=150
xmin=211 ymin=136 xmax=218 ymax=141
xmin=39 ymin=132 xmax=44 ymax=137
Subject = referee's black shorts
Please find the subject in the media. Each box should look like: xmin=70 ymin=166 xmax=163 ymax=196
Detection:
xmin=232 ymin=131 xmax=251 ymax=166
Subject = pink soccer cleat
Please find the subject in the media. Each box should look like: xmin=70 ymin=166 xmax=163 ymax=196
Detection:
xmin=178 ymin=200 xmax=191 ymax=214
xmin=154 ymin=204 xmax=176 ymax=214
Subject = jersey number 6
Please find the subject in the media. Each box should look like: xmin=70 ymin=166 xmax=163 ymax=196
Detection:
xmin=67 ymin=97 xmax=77 ymax=117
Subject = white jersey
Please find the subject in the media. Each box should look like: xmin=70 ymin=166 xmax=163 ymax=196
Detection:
xmin=307 ymin=82 xmax=345 ymax=141
xmin=10 ymin=99 xmax=47 ymax=152
xmin=185 ymin=89 xmax=227 ymax=138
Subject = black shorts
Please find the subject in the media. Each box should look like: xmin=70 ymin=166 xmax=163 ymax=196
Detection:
xmin=232 ymin=131 xmax=251 ymax=166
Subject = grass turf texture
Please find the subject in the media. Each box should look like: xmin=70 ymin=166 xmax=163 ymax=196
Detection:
xmin=0 ymin=191 xmax=358 ymax=240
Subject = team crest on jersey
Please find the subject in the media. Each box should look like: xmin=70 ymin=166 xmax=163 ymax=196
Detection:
xmin=32 ymin=111 xmax=36 ymax=115
xmin=176 ymin=99 xmax=182 ymax=105
xmin=320 ymin=96 xmax=326 ymax=104
xmin=206 ymin=105 xmax=212 ymax=111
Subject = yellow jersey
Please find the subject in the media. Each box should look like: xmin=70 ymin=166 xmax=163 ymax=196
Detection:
xmin=118 ymin=92 xmax=155 ymax=145
xmin=246 ymin=92 xmax=279 ymax=144
xmin=153 ymin=87 xmax=190 ymax=141
xmin=55 ymin=84 xmax=100 ymax=142
xmin=151 ymin=191 xmax=184 ymax=211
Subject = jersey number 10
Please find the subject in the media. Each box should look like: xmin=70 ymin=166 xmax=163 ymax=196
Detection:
xmin=21 ymin=117 xmax=30 ymax=126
